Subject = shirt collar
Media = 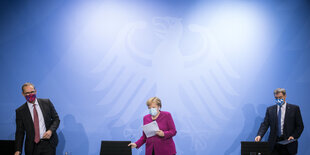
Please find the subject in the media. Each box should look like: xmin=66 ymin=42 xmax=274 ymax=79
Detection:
xmin=278 ymin=101 xmax=287 ymax=108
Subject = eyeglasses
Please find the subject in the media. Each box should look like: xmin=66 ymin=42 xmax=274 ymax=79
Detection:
xmin=24 ymin=91 xmax=36 ymax=95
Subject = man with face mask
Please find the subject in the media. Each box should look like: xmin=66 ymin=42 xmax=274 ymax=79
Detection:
xmin=14 ymin=83 xmax=60 ymax=155
xmin=255 ymin=88 xmax=304 ymax=155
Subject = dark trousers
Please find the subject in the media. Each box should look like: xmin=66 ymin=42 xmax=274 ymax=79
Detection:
xmin=32 ymin=140 xmax=55 ymax=155
xmin=272 ymin=136 xmax=294 ymax=155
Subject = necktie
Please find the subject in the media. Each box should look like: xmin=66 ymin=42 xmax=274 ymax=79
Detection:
xmin=33 ymin=104 xmax=40 ymax=143
xmin=277 ymin=105 xmax=282 ymax=137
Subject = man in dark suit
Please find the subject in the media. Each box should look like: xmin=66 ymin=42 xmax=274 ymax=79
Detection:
xmin=15 ymin=83 xmax=60 ymax=155
xmin=255 ymin=88 xmax=304 ymax=155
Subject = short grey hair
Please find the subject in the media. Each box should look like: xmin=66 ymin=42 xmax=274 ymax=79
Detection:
xmin=274 ymin=88 xmax=286 ymax=96
xmin=22 ymin=82 xmax=36 ymax=93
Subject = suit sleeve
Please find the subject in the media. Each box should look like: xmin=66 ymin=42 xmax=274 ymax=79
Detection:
xmin=163 ymin=113 xmax=177 ymax=139
xmin=291 ymin=106 xmax=304 ymax=139
xmin=47 ymin=99 xmax=60 ymax=132
xmin=15 ymin=110 xmax=25 ymax=152
xmin=257 ymin=108 xmax=270 ymax=138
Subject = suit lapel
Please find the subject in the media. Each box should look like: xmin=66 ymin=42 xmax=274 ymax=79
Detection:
xmin=283 ymin=103 xmax=290 ymax=132
xmin=24 ymin=102 xmax=35 ymax=134
xmin=37 ymin=99 xmax=48 ymax=127
xmin=272 ymin=105 xmax=278 ymax=128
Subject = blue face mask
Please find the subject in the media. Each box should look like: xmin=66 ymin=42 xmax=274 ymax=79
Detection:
xmin=149 ymin=108 xmax=158 ymax=116
xmin=275 ymin=99 xmax=284 ymax=106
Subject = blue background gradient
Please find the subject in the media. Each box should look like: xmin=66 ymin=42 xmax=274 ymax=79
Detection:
xmin=1 ymin=0 xmax=310 ymax=154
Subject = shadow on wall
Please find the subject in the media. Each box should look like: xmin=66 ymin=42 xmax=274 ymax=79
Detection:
xmin=57 ymin=131 xmax=65 ymax=155
xmin=7 ymin=103 xmax=20 ymax=140
xmin=224 ymin=104 xmax=269 ymax=155
xmin=57 ymin=114 xmax=89 ymax=155
xmin=299 ymin=125 xmax=310 ymax=154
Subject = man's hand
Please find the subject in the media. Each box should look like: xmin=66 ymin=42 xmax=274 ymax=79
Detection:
xmin=14 ymin=151 xmax=21 ymax=155
xmin=128 ymin=143 xmax=137 ymax=148
xmin=156 ymin=130 xmax=165 ymax=137
xmin=288 ymin=136 xmax=294 ymax=140
xmin=43 ymin=130 xmax=52 ymax=139
xmin=255 ymin=136 xmax=261 ymax=142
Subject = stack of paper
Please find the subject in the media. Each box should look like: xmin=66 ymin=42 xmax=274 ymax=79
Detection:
xmin=142 ymin=121 xmax=160 ymax=138
xmin=277 ymin=139 xmax=297 ymax=145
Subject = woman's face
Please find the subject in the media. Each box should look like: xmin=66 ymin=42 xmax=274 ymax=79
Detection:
xmin=148 ymin=102 xmax=159 ymax=111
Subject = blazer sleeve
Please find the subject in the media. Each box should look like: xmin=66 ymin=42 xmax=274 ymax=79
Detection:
xmin=15 ymin=109 xmax=25 ymax=152
xmin=291 ymin=106 xmax=304 ymax=139
xmin=47 ymin=99 xmax=60 ymax=132
xmin=257 ymin=108 xmax=270 ymax=137
xmin=135 ymin=131 xmax=147 ymax=148
xmin=135 ymin=117 xmax=147 ymax=148
xmin=163 ymin=112 xmax=177 ymax=139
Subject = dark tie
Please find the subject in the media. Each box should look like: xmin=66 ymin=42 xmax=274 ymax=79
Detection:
xmin=33 ymin=104 xmax=40 ymax=143
xmin=277 ymin=105 xmax=282 ymax=137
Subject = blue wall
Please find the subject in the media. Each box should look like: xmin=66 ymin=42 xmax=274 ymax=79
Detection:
xmin=1 ymin=0 xmax=310 ymax=154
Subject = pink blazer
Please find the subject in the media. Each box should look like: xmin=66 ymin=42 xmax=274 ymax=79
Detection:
xmin=135 ymin=111 xmax=177 ymax=155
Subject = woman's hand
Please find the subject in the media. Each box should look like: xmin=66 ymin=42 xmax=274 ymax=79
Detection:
xmin=128 ymin=143 xmax=137 ymax=148
xmin=156 ymin=130 xmax=165 ymax=137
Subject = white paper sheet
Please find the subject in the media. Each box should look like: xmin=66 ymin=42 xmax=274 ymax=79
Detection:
xmin=142 ymin=121 xmax=160 ymax=138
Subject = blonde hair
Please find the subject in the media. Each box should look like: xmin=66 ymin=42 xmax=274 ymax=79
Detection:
xmin=146 ymin=97 xmax=162 ymax=108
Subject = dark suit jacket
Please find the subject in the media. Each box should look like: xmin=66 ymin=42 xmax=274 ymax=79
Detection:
xmin=257 ymin=103 xmax=304 ymax=154
xmin=15 ymin=98 xmax=60 ymax=155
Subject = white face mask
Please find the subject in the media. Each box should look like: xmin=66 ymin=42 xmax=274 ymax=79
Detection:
xmin=149 ymin=108 xmax=158 ymax=116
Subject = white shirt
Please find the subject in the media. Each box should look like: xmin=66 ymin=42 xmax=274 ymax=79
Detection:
xmin=27 ymin=99 xmax=47 ymax=139
xmin=277 ymin=102 xmax=287 ymax=135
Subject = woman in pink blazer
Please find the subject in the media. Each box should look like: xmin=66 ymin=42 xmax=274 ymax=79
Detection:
xmin=128 ymin=97 xmax=177 ymax=155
